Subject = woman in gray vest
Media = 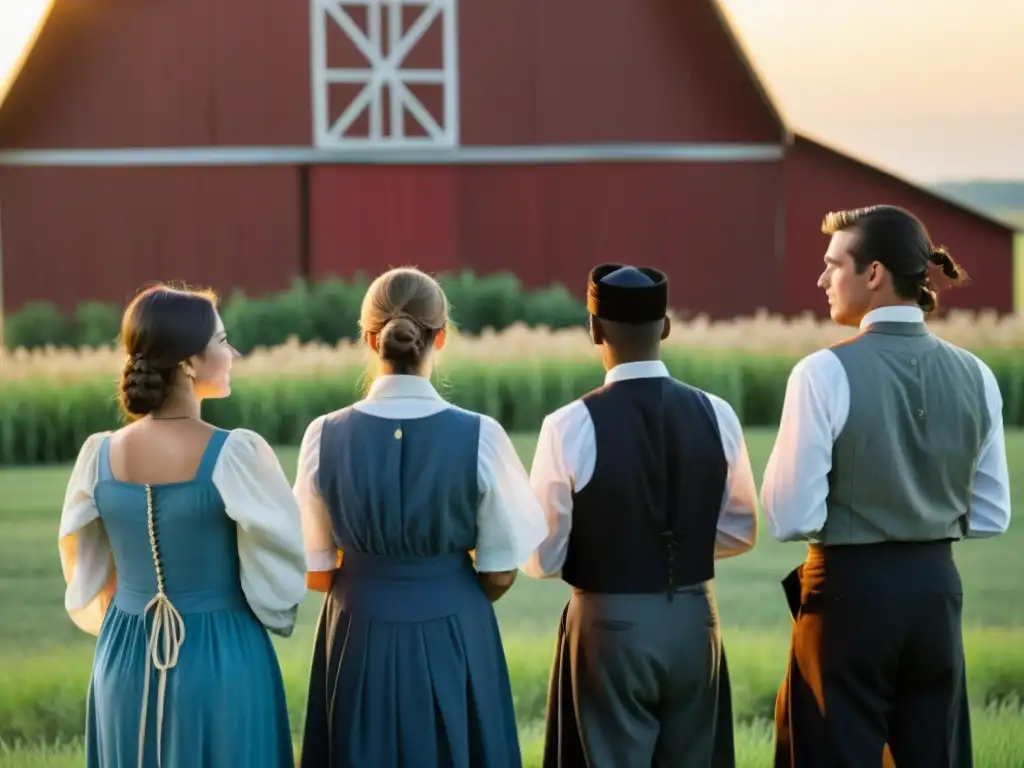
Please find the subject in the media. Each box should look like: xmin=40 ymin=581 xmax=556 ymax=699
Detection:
xmin=762 ymin=205 xmax=1012 ymax=767
xmin=293 ymin=267 xmax=549 ymax=768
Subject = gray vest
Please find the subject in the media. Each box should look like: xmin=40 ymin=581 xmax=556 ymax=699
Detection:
xmin=820 ymin=321 xmax=990 ymax=546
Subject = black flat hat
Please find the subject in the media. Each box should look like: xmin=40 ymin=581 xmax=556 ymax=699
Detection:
xmin=586 ymin=263 xmax=669 ymax=324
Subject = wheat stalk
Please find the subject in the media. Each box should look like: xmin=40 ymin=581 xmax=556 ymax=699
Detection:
xmin=2 ymin=309 xmax=1020 ymax=383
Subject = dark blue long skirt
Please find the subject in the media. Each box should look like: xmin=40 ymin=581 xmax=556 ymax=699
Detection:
xmin=299 ymin=552 xmax=522 ymax=768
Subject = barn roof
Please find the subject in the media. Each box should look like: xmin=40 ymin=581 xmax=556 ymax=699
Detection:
xmin=792 ymin=132 xmax=1019 ymax=234
xmin=708 ymin=0 xmax=790 ymax=141
xmin=0 ymin=0 xmax=1017 ymax=235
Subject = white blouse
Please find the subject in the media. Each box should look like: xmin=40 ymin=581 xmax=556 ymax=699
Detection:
xmin=294 ymin=374 xmax=550 ymax=574
xmin=57 ymin=428 xmax=308 ymax=638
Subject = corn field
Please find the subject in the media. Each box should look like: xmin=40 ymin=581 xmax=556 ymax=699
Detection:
xmin=2 ymin=310 xmax=1023 ymax=466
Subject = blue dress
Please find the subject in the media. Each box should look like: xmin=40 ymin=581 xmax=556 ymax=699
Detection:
xmin=85 ymin=430 xmax=295 ymax=768
xmin=298 ymin=407 xmax=523 ymax=768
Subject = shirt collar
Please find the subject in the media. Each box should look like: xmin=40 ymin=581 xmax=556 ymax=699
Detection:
xmin=859 ymin=305 xmax=925 ymax=330
xmin=365 ymin=375 xmax=443 ymax=401
xmin=604 ymin=360 xmax=670 ymax=385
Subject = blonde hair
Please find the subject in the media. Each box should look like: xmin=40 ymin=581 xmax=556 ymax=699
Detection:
xmin=359 ymin=267 xmax=449 ymax=374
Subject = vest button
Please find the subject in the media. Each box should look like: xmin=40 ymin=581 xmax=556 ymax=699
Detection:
xmin=910 ymin=358 xmax=918 ymax=366
xmin=917 ymin=409 xmax=925 ymax=419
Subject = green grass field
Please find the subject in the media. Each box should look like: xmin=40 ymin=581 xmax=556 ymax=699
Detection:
xmin=1 ymin=429 xmax=1022 ymax=767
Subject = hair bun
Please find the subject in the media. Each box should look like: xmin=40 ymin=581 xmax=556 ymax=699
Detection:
xmin=121 ymin=355 xmax=173 ymax=417
xmin=917 ymin=282 xmax=938 ymax=314
xmin=130 ymin=354 xmax=155 ymax=374
xmin=378 ymin=315 xmax=424 ymax=361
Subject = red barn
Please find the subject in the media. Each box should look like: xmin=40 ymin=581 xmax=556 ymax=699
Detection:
xmin=0 ymin=0 xmax=1016 ymax=318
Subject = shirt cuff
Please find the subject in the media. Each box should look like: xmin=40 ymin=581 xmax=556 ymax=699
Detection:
xmin=306 ymin=549 xmax=338 ymax=572
xmin=474 ymin=548 xmax=527 ymax=573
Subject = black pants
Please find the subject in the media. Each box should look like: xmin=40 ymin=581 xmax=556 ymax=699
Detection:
xmin=774 ymin=541 xmax=972 ymax=768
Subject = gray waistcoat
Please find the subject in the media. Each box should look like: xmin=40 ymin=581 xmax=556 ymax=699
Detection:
xmin=820 ymin=321 xmax=990 ymax=545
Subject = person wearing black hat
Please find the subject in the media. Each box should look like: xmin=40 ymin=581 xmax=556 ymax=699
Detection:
xmin=762 ymin=205 xmax=1011 ymax=767
xmin=522 ymin=263 xmax=759 ymax=767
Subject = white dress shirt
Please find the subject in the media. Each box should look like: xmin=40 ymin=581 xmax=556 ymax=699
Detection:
xmin=521 ymin=360 xmax=759 ymax=580
xmin=294 ymin=374 xmax=550 ymax=574
xmin=760 ymin=305 xmax=1012 ymax=542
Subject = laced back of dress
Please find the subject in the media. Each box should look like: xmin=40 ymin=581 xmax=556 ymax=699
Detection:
xmin=137 ymin=484 xmax=186 ymax=768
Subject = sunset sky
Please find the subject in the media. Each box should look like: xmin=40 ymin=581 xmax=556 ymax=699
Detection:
xmin=718 ymin=0 xmax=1024 ymax=182
xmin=1 ymin=1 xmax=1021 ymax=183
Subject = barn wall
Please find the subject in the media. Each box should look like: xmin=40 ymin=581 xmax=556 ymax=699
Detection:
xmin=0 ymin=0 xmax=312 ymax=149
xmin=457 ymin=0 xmax=782 ymax=145
xmin=310 ymin=161 xmax=784 ymax=319
xmin=0 ymin=166 xmax=303 ymax=312
xmin=782 ymin=138 xmax=1015 ymax=316
xmin=1014 ymin=234 xmax=1024 ymax=313
xmin=309 ymin=166 xmax=461 ymax=277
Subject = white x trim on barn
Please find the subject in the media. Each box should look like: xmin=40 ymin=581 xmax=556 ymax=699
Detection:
xmin=311 ymin=0 xmax=459 ymax=149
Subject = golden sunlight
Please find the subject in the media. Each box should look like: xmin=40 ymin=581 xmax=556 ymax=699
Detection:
xmin=0 ymin=0 xmax=56 ymax=107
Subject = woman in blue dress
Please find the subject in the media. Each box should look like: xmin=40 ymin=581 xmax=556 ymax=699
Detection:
xmin=57 ymin=284 xmax=307 ymax=768
xmin=294 ymin=267 xmax=549 ymax=768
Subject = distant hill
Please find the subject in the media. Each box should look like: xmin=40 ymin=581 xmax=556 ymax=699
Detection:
xmin=935 ymin=181 xmax=1024 ymax=227
xmin=1000 ymin=210 xmax=1024 ymax=229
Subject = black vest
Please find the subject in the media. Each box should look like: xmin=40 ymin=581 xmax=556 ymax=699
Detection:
xmin=560 ymin=377 xmax=728 ymax=594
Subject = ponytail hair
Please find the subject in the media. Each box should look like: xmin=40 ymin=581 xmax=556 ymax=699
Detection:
xmin=917 ymin=245 xmax=969 ymax=313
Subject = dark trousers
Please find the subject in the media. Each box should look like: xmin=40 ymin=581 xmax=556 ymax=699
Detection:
xmin=543 ymin=584 xmax=736 ymax=768
xmin=774 ymin=541 xmax=972 ymax=768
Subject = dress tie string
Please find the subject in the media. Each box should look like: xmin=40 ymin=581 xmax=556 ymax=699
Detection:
xmin=138 ymin=484 xmax=186 ymax=768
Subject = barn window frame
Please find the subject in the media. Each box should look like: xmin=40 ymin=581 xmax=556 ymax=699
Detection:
xmin=310 ymin=0 xmax=459 ymax=149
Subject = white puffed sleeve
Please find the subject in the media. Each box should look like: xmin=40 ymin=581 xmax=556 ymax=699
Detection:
xmin=293 ymin=416 xmax=339 ymax=572
xmin=212 ymin=429 xmax=307 ymax=637
xmin=58 ymin=431 xmax=116 ymax=636
xmin=474 ymin=416 xmax=550 ymax=572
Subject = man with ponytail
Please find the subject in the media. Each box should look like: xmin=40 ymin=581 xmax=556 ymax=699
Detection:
xmin=762 ymin=205 xmax=1012 ymax=767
